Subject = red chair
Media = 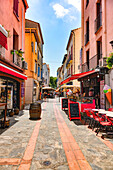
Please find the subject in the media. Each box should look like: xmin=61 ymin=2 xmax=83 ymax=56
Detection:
xmin=96 ymin=115 xmax=113 ymax=135
xmin=108 ymin=108 xmax=113 ymax=111
xmin=90 ymin=111 xmax=105 ymax=130
xmin=84 ymin=110 xmax=93 ymax=125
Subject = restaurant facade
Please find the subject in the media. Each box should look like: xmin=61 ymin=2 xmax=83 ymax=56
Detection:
xmin=0 ymin=0 xmax=28 ymax=110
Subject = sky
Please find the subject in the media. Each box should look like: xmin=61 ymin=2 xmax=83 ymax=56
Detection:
xmin=26 ymin=0 xmax=81 ymax=77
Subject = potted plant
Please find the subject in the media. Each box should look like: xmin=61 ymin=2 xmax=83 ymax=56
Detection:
xmin=106 ymin=53 xmax=113 ymax=69
xmin=11 ymin=49 xmax=24 ymax=61
xmin=14 ymin=107 xmax=19 ymax=115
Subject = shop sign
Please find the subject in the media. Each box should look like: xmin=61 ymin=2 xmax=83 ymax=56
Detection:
xmin=100 ymin=80 xmax=105 ymax=109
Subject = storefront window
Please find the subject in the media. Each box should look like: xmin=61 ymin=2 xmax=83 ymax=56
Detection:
xmin=0 ymin=78 xmax=7 ymax=103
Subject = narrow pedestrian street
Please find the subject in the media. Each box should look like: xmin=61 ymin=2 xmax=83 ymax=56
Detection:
xmin=0 ymin=98 xmax=113 ymax=170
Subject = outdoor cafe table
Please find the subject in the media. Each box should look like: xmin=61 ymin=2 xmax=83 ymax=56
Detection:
xmin=92 ymin=109 xmax=105 ymax=112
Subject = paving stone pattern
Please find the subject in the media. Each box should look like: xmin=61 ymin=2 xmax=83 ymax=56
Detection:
xmin=0 ymin=98 xmax=113 ymax=169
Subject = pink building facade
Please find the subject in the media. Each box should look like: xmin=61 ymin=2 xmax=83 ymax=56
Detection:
xmin=0 ymin=0 xmax=28 ymax=110
xmin=80 ymin=0 xmax=113 ymax=109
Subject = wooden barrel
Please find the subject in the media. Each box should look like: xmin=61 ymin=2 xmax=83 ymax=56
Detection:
xmin=29 ymin=102 xmax=41 ymax=120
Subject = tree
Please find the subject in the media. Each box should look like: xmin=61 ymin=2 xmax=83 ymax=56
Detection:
xmin=49 ymin=76 xmax=57 ymax=88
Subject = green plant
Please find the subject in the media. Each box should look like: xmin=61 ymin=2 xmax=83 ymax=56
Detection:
xmin=11 ymin=49 xmax=24 ymax=61
xmin=106 ymin=52 xmax=113 ymax=69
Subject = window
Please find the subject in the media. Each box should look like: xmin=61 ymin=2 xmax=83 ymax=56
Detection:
xmin=38 ymin=50 xmax=39 ymax=59
xmin=86 ymin=0 xmax=89 ymax=8
xmin=95 ymin=0 xmax=102 ymax=33
xmin=38 ymin=65 xmax=40 ymax=77
xmin=35 ymin=61 xmax=37 ymax=73
xmin=35 ymin=42 xmax=37 ymax=53
xmin=31 ymin=42 xmax=34 ymax=53
xmin=97 ymin=39 xmax=102 ymax=65
xmin=86 ymin=50 xmax=89 ymax=70
xmin=13 ymin=0 xmax=19 ymax=17
xmin=41 ymin=70 xmax=43 ymax=79
xmin=85 ymin=18 xmax=89 ymax=45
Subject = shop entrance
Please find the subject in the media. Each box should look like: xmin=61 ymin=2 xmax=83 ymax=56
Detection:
xmin=0 ymin=78 xmax=20 ymax=110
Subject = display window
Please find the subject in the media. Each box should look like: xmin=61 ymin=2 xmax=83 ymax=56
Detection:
xmin=0 ymin=78 xmax=19 ymax=109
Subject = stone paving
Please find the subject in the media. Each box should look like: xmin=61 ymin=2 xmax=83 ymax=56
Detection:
xmin=0 ymin=97 xmax=113 ymax=169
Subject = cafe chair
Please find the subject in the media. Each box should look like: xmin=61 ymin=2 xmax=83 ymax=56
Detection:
xmin=84 ymin=110 xmax=93 ymax=126
xmin=108 ymin=108 xmax=113 ymax=111
xmin=90 ymin=111 xmax=105 ymax=131
xmin=96 ymin=115 xmax=113 ymax=136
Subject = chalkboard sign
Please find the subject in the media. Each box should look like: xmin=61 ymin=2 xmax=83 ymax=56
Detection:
xmin=68 ymin=102 xmax=81 ymax=120
xmin=61 ymin=98 xmax=68 ymax=110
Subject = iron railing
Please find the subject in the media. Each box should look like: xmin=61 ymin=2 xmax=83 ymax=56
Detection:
xmin=13 ymin=51 xmax=22 ymax=68
xmin=81 ymin=54 xmax=102 ymax=72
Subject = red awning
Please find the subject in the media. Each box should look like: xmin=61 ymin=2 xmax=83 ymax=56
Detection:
xmin=0 ymin=31 xmax=8 ymax=50
xmin=77 ymin=70 xmax=96 ymax=79
xmin=60 ymin=70 xmax=96 ymax=85
xmin=0 ymin=64 xmax=27 ymax=80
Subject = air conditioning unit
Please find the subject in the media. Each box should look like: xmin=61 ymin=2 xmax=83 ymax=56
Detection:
xmin=22 ymin=61 xmax=28 ymax=70
xmin=99 ymin=58 xmax=107 ymax=67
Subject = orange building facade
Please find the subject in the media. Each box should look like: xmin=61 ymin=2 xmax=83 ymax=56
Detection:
xmin=80 ymin=0 xmax=113 ymax=109
xmin=25 ymin=19 xmax=44 ymax=104
xmin=0 ymin=0 xmax=28 ymax=110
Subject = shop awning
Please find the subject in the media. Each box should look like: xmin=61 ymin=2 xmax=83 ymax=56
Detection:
xmin=0 ymin=25 xmax=8 ymax=50
xmin=60 ymin=70 xmax=96 ymax=85
xmin=0 ymin=63 xmax=27 ymax=80
xmin=77 ymin=70 xmax=96 ymax=79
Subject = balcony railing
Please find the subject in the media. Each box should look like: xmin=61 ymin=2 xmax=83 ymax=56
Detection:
xmin=85 ymin=31 xmax=89 ymax=45
xmin=82 ymin=54 xmax=102 ymax=72
xmin=95 ymin=12 xmax=102 ymax=33
xmin=13 ymin=51 xmax=22 ymax=68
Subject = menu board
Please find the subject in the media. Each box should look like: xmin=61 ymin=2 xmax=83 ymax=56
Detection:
xmin=68 ymin=101 xmax=81 ymax=120
xmin=61 ymin=98 xmax=68 ymax=110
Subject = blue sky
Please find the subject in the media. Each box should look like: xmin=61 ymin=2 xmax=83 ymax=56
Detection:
xmin=26 ymin=0 xmax=81 ymax=77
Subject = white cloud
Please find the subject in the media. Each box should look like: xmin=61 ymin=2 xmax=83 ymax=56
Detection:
xmin=67 ymin=0 xmax=81 ymax=11
xmin=52 ymin=4 xmax=69 ymax=18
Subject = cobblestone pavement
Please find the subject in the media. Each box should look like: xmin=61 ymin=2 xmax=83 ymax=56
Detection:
xmin=0 ymin=97 xmax=113 ymax=170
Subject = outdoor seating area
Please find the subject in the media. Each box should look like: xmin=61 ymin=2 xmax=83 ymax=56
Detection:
xmin=84 ymin=108 xmax=113 ymax=139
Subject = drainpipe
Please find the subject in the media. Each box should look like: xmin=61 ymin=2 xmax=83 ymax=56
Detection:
xmin=71 ymin=31 xmax=75 ymax=74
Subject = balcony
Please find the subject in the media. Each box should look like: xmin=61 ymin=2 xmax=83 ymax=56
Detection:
xmin=13 ymin=51 xmax=22 ymax=68
xmin=85 ymin=31 xmax=89 ymax=45
xmin=95 ymin=12 xmax=102 ymax=33
xmin=82 ymin=54 xmax=102 ymax=72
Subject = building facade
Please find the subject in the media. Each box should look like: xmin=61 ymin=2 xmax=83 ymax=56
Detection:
xmin=65 ymin=28 xmax=81 ymax=87
xmin=43 ymin=63 xmax=50 ymax=87
xmin=0 ymin=0 xmax=28 ymax=110
xmin=80 ymin=0 xmax=113 ymax=109
xmin=25 ymin=19 xmax=44 ymax=103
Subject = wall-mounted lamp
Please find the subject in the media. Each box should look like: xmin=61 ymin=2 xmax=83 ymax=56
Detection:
xmin=97 ymin=74 xmax=99 ymax=78
xmin=109 ymin=40 xmax=113 ymax=49
xmin=88 ymin=78 xmax=90 ymax=81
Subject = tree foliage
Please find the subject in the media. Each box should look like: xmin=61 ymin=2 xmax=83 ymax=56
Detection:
xmin=49 ymin=76 xmax=57 ymax=88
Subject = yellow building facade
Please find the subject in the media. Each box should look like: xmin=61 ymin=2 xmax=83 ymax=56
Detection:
xmin=25 ymin=19 xmax=44 ymax=104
